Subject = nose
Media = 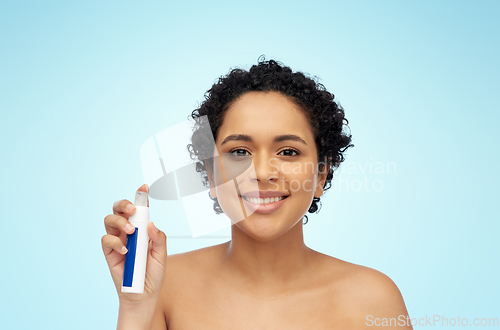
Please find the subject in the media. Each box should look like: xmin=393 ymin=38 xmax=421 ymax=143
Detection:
xmin=251 ymin=153 xmax=279 ymax=182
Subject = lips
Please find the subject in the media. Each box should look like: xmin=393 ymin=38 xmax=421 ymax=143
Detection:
xmin=239 ymin=190 xmax=290 ymax=199
xmin=241 ymin=195 xmax=289 ymax=203
xmin=240 ymin=193 xmax=289 ymax=214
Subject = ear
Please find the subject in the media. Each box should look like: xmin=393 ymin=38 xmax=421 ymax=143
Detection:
xmin=314 ymin=162 xmax=331 ymax=198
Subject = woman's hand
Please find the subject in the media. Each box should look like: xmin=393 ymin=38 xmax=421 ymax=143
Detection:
xmin=101 ymin=184 xmax=167 ymax=307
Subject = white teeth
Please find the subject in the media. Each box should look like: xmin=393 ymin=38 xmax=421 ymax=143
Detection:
xmin=242 ymin=196 xmax=286 ymax=204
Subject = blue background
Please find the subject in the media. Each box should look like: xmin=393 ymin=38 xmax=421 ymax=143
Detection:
xmin=1 ymin=1 xmax=499 ymax=329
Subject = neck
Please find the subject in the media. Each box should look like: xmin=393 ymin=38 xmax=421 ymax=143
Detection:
xmin=223 ymin=219 xmax=313 ymax=292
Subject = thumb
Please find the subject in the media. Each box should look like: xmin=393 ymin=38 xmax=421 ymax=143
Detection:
xmin=147 ymin=222 xmax=167 ymax=265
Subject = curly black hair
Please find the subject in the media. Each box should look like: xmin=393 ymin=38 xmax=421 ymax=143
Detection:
xmin=187 ymin=56 xmax=354 ymax=224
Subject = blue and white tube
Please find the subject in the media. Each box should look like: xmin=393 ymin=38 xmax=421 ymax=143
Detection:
xmin=121 ymin=191 xmax=150 ymax=294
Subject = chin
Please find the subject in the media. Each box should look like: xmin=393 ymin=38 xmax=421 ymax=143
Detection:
xmin=233 ymin=216 xmax=301 ymax=242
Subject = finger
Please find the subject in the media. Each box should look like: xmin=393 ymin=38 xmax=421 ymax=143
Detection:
xmin=137 ymin=183 xmax=149 ymax=207
xmin=101 ymin=234 xmax=129 ymax=256
xmin=113 ymin=199 xmax=136 ymax=217
xmin=147 ymin=222 xmax=167 ymax=266
xmin=104 ymin=214 xmax=136 ymax=236
xmin=113 ymin=184 xmax=149 ymax=216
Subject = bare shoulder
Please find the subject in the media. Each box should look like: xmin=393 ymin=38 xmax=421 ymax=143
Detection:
xmin=159 ymin=242 xmax=228 ymax=318
xmin=312 ymin=251 xmax=412 ymax=328
xmin=166 ymin=242 xmax=226 ymax=270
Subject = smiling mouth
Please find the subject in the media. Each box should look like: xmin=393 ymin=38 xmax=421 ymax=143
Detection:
xmin=239 ymin=195 xmax=289 ymax=205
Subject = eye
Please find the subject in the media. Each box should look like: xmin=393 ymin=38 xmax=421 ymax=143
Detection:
xmin=229 ymin=148 xmax=251 ymax=157
xmin=279 ymin=148 xmax=300 ymax=156
xmin=229 ymin=148 xmax=300 ymax=157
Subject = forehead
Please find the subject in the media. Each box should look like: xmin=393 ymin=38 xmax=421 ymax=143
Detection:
xmin=216 ymin=91 xmax=314 ymax=144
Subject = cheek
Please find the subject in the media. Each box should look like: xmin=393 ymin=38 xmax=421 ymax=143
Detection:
xmin=213 ymin=158 xmax=261 ymax=223
xmin=302 ymin=177 xmax=316 ymax=193
xmin=215 ymin=182 xmax=247 ymax=224
xmin=280 ymin=162 xmax=302 ymax=175
xmin=281 ymin=163 xmax=318 ymax=194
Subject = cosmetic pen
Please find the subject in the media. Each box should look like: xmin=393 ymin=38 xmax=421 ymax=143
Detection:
xmin=121 ymin=190 xmax=149 ymax=293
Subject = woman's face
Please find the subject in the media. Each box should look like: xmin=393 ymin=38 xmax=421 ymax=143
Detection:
xmin=208 ymin=91 xmax=328 ymax=241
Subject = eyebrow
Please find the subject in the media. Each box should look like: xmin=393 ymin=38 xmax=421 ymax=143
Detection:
xmin=221 ymin=134 xmax=307 ymax=146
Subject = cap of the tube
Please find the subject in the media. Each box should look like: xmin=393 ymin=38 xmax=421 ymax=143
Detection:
xmin=134 ymin=191 xmax=148 ymax=208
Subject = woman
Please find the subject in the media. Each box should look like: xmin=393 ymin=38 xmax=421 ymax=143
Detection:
xmin=102 ymin=58 xmax=412 ymax=329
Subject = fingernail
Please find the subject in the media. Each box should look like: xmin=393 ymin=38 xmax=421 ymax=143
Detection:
xmin=126 ymin=204 xmax=136 ymax=213
xmin=125 ymin=223 xmax=134 ymax=232
xmin=152 ymin=222 xmax=159 ymax=233
xmin=143 ymin=184 xmax=149 ymax=193
xmin=121 ymin=246 xmax=128 ymax=254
